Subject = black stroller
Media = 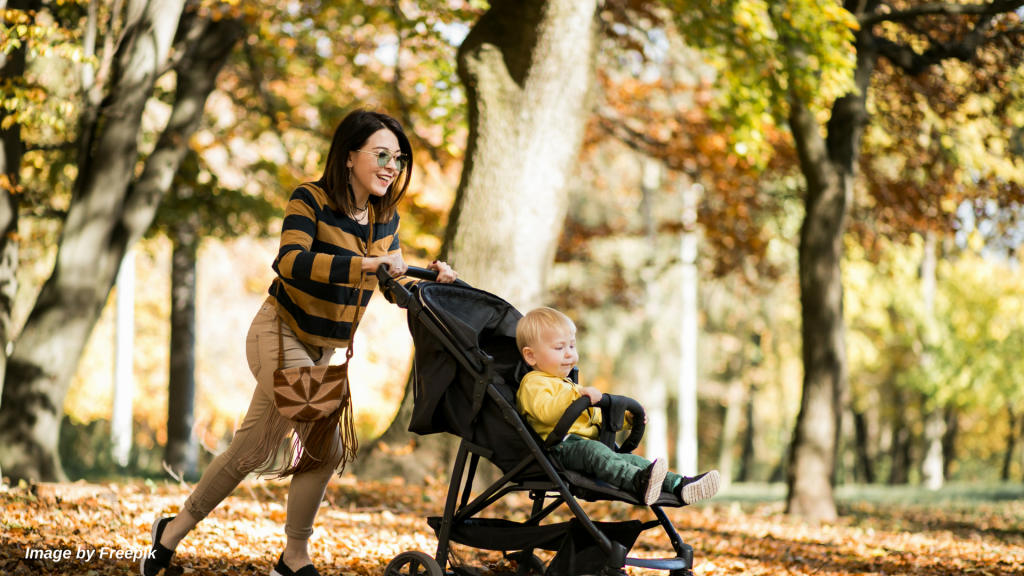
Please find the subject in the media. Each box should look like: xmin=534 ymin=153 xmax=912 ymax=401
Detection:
xmin=375 ymin=266 xmax=698 ymax=576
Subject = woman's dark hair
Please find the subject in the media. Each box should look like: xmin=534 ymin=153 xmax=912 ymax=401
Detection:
xmin=322 ymin=109 xmax=413 ymax=223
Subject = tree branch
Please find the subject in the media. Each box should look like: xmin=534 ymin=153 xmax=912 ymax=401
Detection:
xmin=873 ymin=17 xmax=1017 ymax=74
xmin=861 ymin=0 xmax=1024 ymax=28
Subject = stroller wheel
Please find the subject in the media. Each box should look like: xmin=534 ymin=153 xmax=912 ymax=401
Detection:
xmin=384 ymin=551 xmax=444 ymax=576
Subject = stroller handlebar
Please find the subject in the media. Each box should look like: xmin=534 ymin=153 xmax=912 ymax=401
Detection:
xmin=375 ymin=264 xmax=471 ymax=306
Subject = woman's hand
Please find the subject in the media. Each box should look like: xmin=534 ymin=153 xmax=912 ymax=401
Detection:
xmin=362 ymin=253 xmax=408 ymax=277
xmin=429 ymin=260 xmax=459 ymax=283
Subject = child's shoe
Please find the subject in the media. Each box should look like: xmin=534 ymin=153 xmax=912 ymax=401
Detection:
xmin=633 ymin=459 xmax=668 ymax=505
xmin=674 ymin=470 xmax=720 ymax=504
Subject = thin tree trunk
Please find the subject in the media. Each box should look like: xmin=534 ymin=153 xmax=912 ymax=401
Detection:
xmin=0 ymin=9 xmax=242 ymax=482
xmin=888 ymin=389 xmax=911 ymax=485
xmin=942 ymin=405 xmax=958 ymax=480
xmin=677 ymin=182 xmax=701 ymax=476
xmin=358 ymin=0 xmax=599 ymax=483
xmin=718 ymin=380 xmax=745 ymax=489
xmin=785 ymin=17 xmax=876 ymax=520
xmin=920 ymin=231 xmax=945 ymax=490
xmin=165 ymin=214 xmax=199 ymax=478
xmin=737 ymin=386 xmax=755 ymax=482
xmin=111 ymin=249 xmax=136 ymax=468
xmin=853 ymin=409 xmax=875 ymax=483
xmin=1002 ymin=406 xmax=1017 ymax=481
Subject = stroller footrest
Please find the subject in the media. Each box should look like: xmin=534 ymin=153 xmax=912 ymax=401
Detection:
xmin=625 ymin=557 xmax=689 ymax=570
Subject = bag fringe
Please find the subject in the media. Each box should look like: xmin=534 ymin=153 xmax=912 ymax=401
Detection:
xmin=236 ymin=390 xmax=359 ymax=479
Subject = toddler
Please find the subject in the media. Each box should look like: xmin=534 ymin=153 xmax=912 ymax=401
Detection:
xmin=516 ymin=307 xmax=720 ymax=505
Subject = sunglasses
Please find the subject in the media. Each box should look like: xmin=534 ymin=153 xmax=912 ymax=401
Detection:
xmin=354 ymin=149 xmax=408 ymax=172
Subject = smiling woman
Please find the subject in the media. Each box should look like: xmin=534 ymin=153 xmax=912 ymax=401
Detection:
xmin=138 ymin=110 xmax=458 ymax=576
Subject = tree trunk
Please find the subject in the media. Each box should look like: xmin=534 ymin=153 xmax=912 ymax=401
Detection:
xmin=111 ymin=249 xmax=136 ymax=468
xmin=736 ymin=386 xmax=755 ymax=482
xmin=0 ymin=0 xmax=39 ymax=481
xmin=677 ymin=182 xmax=701 ymax=476
xmin=941 ymin=405 xmax=958 ymax=481
xmin=718 ymin=380 xmax=745 ymax=489
xmin=852 ymin=409 xmax=875 ymax=483
xmin=165 ymin=214 xmax=200 ymax=479
xmin=920 ymin=231 xmax=946 ymax=490
xmin=887 ymin=389 xmax=912 ymax=485
xmin=0 ymin=8 xmax=241 ymax=483
xmin=357 ymin=0 xmax=599 ymax=483
xmin=442 ymin=0 xmax=598 ymax=308
xmin=785 ymin=22 xmax=876 ymax=520
xmin=1002 ymin=406 xmax=1017 ymax=481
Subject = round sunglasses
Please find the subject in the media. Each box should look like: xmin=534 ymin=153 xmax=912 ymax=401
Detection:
xmin=354 ymin=149 xmax=408 ymax=172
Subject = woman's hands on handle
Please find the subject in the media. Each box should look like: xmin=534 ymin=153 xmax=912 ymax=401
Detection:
xmin=428 ymin=260 xmax=458 ymax=283
xmin=361 ymin=253 xmax=459 ymax=283
xmin=361 ymin=253 xmax=408 ymax=277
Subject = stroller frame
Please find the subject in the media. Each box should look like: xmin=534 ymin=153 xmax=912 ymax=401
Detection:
xmin=378 ymin=267 xmax=696 ymax=576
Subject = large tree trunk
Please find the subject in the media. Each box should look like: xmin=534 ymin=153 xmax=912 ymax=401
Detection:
xmin=0 ymin=10 xmax=242 ymax=483
xmin=0 ymin=0 xmax=39 ymax=481
xmin=165 ymin=213 xmax=200 ymax=479
xmin=356 ymin=0 xmax=599 ymax=482
xmin=785 ymin=21 xmax=876 ymax=520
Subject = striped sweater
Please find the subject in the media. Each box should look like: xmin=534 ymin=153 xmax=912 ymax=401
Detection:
xmin=267 ymin=180 xmax=416 ymax=349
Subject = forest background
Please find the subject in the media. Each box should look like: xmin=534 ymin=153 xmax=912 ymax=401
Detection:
xmin=1 ymin=0 xmax=1024 ymax=526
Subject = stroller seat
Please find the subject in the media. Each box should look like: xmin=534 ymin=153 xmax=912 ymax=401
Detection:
xmin=376 ymin=271 xmax=698 ymax=576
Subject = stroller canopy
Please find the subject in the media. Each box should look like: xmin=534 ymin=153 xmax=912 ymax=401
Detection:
xmin=406 ymin=282 xmax=530 ymax=472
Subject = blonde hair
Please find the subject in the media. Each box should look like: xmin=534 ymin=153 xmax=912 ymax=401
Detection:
xmin=516 ymin=307 xmax=576 ymax=353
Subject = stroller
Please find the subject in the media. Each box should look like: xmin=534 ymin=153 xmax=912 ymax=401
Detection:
xmin=375 ymin=266 xmax=698 ymax=576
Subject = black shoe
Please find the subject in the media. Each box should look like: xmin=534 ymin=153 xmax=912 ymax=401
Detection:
xmin=633 ymin=458 xmax=668 ymax=505
xmin=140 ymin=517 xmax=177 ymax=576
xmin=270 ymin=554 xmax=321 ymax=576
xmin=675 ymin=470 xmax=721 ymax=504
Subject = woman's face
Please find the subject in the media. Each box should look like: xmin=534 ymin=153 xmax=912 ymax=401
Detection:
xmin=347 ymin=128 xmax=403 ymax=201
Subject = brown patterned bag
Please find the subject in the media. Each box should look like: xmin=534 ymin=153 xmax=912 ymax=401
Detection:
xmin=272 ymin=316 xmax=353 ymax=422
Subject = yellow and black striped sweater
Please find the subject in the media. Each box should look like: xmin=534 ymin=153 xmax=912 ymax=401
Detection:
xmin=267 ymin=180 xmax=417 ymax=349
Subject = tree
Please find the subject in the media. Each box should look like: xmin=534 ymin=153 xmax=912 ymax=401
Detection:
xmin=0 ymin=1 xmax=243 ymax=483
xmin=669 ymin=0 xmax=1024 ymax=520
xmin=358 ymin=0 xmax=602 ymax=481
xmin=0 ymin=0 xmax=41 ymax=482
xmin=153 ymin=151 xmax=279 ymax=478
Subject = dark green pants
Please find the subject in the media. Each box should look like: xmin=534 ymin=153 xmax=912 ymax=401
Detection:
xmin=550 ymin=435 xmax=683 ymax=493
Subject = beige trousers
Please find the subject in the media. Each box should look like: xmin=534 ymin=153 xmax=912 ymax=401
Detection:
xmin=183 ymin=299 xmax=339 ymax=540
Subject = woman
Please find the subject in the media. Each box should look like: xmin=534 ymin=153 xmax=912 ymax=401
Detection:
xmin=141 ymin=110 xmax=458 ymax=576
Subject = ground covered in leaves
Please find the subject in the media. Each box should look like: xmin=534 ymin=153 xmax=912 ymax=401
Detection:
xmin=1 ymin=477 xmax=1022 ymax=576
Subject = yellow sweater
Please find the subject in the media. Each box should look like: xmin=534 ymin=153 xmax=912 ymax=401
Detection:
xmin=517 ymin=370 xmax=602 ymax=440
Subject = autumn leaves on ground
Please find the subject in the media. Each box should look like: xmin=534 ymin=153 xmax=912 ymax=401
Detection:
xmin=1 ymin=478 xmax=1021 ymax=576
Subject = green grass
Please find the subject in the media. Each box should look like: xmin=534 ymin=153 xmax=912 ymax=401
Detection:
xmin=710 ymin=481 xmax=1024 ymax=505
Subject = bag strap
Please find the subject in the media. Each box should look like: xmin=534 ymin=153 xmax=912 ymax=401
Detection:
xmin=344 ymin=213 xmax=373 ymax=362
xmin=277 ymin=212 xmax=373 ymax=371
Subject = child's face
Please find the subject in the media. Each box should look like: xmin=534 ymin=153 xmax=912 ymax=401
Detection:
xmin=523 ymin=329 xmax=578 ymax=378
